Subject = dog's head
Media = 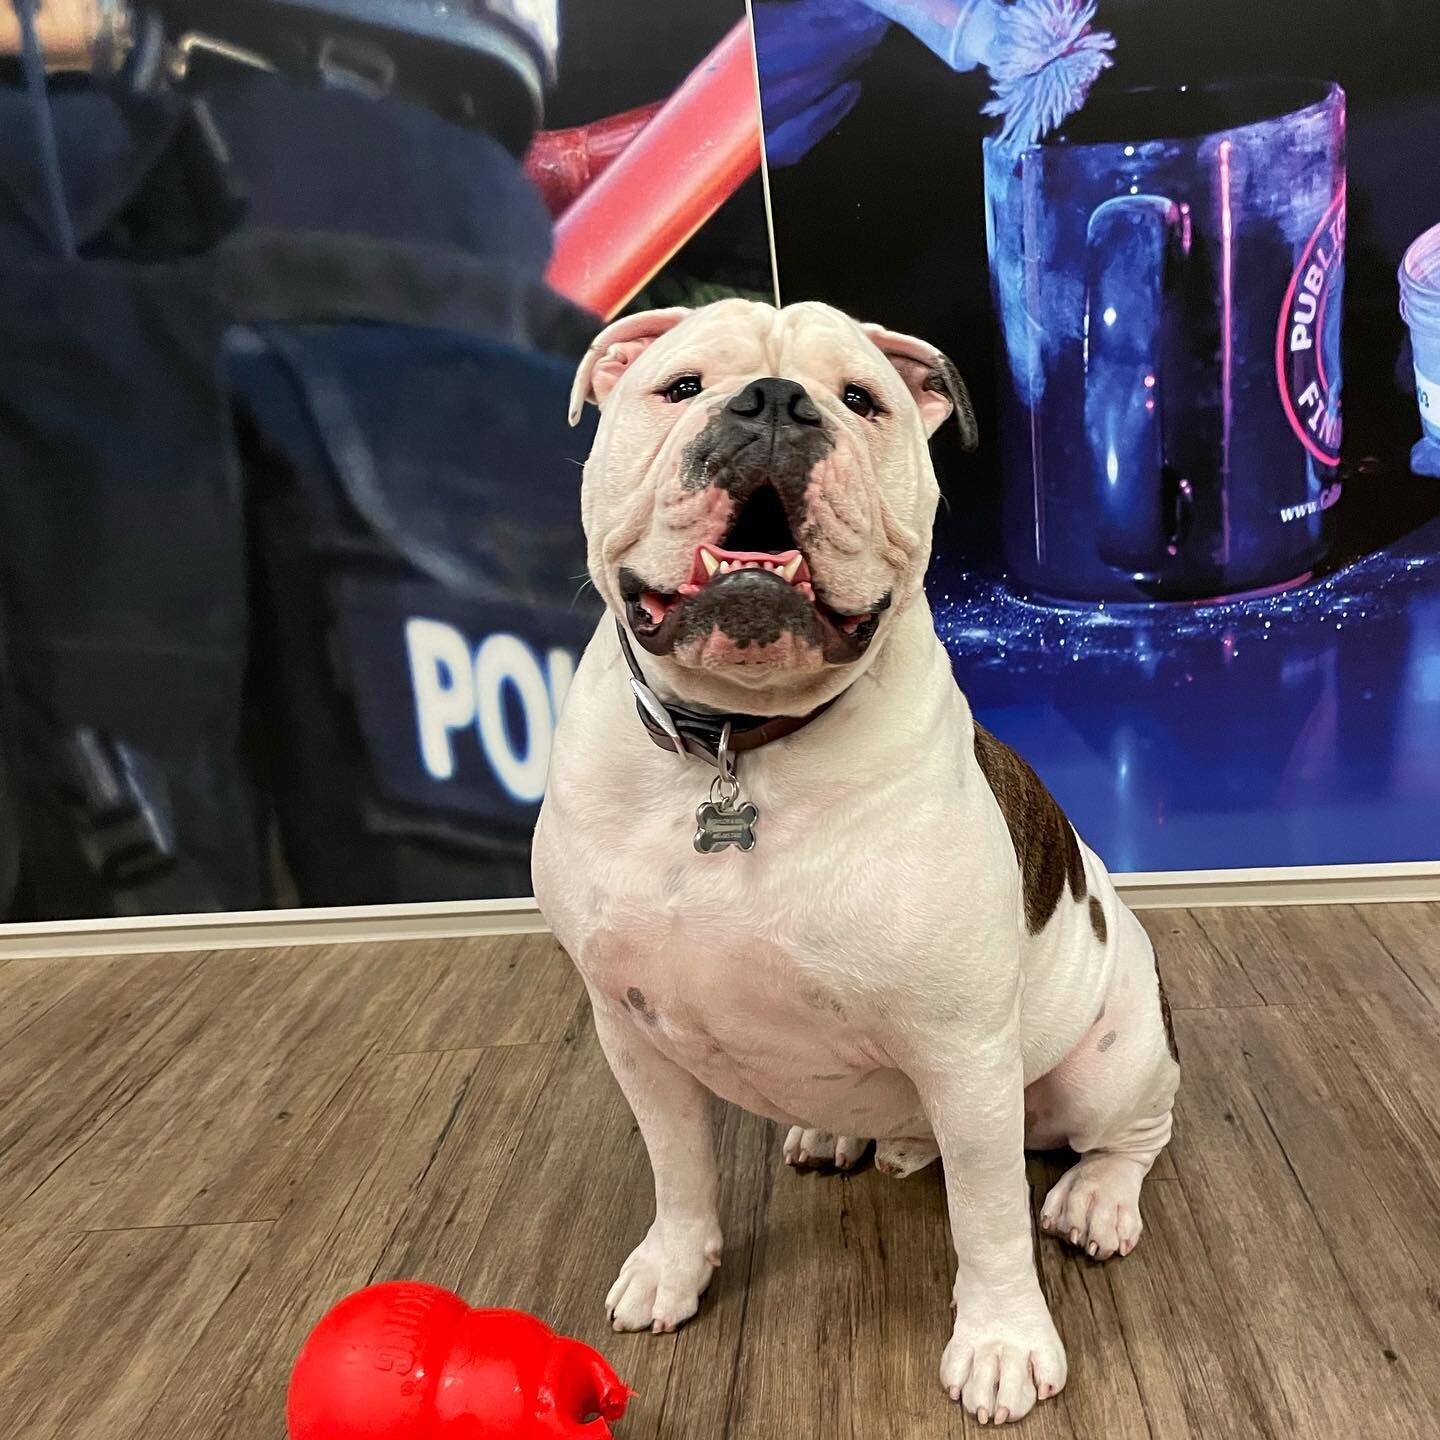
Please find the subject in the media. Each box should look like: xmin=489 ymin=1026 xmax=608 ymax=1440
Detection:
xmin=571 ymin=299 xmax=976 ymax=714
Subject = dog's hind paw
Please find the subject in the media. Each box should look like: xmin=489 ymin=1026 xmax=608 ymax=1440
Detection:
xmin=1040 ymin=1152 xmax=1146 ymax=1260
xmin=783 ymin=1127 xmax=869 ymax=1170
xmin=875 ymin=1137 xmax=940 ymax=1178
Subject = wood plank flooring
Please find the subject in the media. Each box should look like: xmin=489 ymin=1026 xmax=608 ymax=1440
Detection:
xmin=2 ymin=909 xmax=1438 ymax=1438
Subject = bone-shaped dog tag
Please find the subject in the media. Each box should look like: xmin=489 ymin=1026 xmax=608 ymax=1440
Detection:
xmin=694 ymin=797 xmax=759 ymax=854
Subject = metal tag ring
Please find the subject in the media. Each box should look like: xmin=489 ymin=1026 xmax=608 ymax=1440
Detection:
xmin=709 ymin=772 xmax=741 ymax=809
xmin=716 ymin=720 xmax=736 ymax=781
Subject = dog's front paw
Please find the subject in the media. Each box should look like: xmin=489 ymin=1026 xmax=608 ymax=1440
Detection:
xmin=782 ymin=1127 xmax=869 ymax=1170
xmin=941 ymin=1298 xmax=1067 ymax=1425
xmin=606 ymin=1219 xmax=723 ymax=1334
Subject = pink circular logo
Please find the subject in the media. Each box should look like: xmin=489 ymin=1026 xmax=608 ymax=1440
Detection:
xmin=1276 ymin=187 xmax=1346 ymax=466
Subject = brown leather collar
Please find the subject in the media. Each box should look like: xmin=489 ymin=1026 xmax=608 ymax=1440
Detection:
xmin=616 ymin=622 xmax=839 ymax=767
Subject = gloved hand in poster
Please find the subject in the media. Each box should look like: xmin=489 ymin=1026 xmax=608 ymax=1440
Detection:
xmin=750 ymin=0 xmax=891 ymax=167
xmin=754 ymin=0 xmax=1116 ymax=166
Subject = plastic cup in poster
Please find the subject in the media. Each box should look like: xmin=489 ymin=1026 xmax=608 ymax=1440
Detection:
xmin=1400 ymin=220 xmax=1440 ymax=478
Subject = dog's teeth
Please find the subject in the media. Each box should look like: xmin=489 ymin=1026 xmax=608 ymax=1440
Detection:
xmin=700 ymin=549 xmax=720 ymax=578
xmin=780 ymin=555 xmax=803 ymax=583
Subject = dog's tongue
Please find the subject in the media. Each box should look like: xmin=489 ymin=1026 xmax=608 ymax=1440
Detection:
xmin=638 ymin=593 xmax=669 ymax=624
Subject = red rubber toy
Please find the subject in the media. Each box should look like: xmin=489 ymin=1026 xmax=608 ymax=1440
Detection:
xmin=286 ymin=1283 xmax=633 ymax=1439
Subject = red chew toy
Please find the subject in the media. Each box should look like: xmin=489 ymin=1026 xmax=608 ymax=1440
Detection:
xmin=286 ymin=1283 xmax=632 ymax=1439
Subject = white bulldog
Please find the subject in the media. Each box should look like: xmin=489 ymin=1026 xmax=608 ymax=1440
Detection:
xmin=532 ymin=299 xmax=1180 ymax=1426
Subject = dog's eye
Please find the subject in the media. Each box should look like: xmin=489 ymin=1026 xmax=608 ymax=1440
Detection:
xmin=662 ymin=374 xmax=703 ymax=403
xmin=842 ymin=383 xmax=877 ymax=418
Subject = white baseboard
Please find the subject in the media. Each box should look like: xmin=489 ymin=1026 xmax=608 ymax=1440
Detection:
xmin=1114 ymin=861 xmax=1440 ymax=910
xmin=0 ymin=897 xmax=549 ymax=960
xmin=4 ymin=863 xmax=1439 ymax=960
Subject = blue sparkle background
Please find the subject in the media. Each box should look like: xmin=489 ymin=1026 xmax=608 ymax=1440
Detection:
xmin=932 ymin=519 xmax=1440 ymax=871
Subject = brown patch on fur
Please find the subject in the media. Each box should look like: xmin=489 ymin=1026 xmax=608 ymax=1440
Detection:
xmin=1089 ymin=896 xmax=1108 ymax=944
xmin=801 ymin=985 xmax=847 ymax=1020
xmin=973 ymin=724 xmax=1087 ymax=934
xmin=625 ymin=986 xmax=658 ymax=1025
xmin=1157 ymin=969 xmax=1180 ymax=1062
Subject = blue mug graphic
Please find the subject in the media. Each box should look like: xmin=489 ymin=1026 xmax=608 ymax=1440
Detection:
xmin=985 ymin=80 xmax=1346 ymax=602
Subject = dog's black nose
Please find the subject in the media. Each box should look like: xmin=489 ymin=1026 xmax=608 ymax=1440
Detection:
xmin=726 ymin=377 xmax=823 ymax=428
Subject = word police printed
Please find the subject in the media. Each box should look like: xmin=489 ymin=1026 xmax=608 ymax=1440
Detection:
xmin=1277 ymin=189 xmax=1346 ymax=466
xmin=406 ymin=618 xmax=575 ymax=803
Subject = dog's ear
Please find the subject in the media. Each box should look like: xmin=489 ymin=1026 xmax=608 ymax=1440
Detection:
xmin=859 ymin=324 xmax=978 ymax=449
xmin=568 ymin=308 xmax=693 ymax=426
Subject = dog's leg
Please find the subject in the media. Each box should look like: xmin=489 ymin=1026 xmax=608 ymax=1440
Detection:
xmin=911 ymin=1024 xmax=1067 ymax=1425
xmin=1035 ymin=912 xmax=1180 ymax=1260
xmin=782 ymin=1128 xmax=870 ymax=1170
xmin=591 ymin=998 xmax=723 ymax=1334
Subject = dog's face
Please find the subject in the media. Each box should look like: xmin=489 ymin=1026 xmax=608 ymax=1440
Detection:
xmin=571 ymin=299 xmax=976 ymax=714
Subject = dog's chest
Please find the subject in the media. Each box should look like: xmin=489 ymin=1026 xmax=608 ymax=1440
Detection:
xmin=581 ymin=910 xmax=925 ymax=1133
xmin=532 ymin=666 xmax=964 ymax=1136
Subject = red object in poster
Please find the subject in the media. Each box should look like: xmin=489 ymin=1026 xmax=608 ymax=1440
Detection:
xmin=545 ymin=19 xmax=763 ymax=319
xmin=286 ymin=1283 xmax=632 ymax=1438
xmin=524 ymin=103 xmax=663 ymax=218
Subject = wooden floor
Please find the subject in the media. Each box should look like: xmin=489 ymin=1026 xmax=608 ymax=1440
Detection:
xmin=2 ymin=905 xmax=1438 ymax=1438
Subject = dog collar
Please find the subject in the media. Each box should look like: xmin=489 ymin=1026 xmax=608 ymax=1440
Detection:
xmin=615 ymin=621 xmax=839 ymax=769
xmin=614 ymin=620 xmax=842 ymax=855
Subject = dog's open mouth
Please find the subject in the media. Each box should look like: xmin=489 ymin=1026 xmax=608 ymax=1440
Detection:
xmin=620 ymin=484 xmax=886 ymax=664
